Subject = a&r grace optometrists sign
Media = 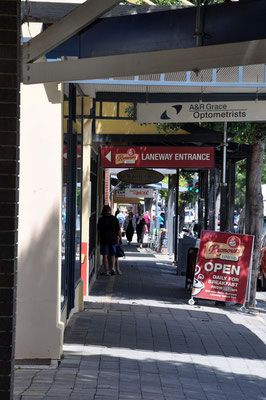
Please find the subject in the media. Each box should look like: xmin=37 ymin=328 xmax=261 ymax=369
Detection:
xmin=101 ymin=146 xmax=214 ymax=168
xmin=137 ymin=101 xmax=266 ymax=123
xmin=192 ymin=231 xmax=254 ymax=305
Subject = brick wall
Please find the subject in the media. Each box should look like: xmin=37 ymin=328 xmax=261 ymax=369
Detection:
xmin=104 ymin=168 xmax=109 ymax=205
xmin=0 ymin=0 xmax=20 ymax=398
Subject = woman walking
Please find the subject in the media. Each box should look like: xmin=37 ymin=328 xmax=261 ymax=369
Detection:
xmin=144 ymin=211 xmax=151 ymax=234
xmin=124 ymin=212 xmax=136 ymax=245
xmin=136 ymin=213 xmax=146 ymax=248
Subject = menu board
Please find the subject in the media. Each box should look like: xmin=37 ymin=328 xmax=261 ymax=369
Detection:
xmin=191 ymin=231 xmax=254 ymax=305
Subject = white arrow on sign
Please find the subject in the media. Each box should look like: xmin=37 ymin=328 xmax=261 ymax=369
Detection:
xmin=105 ymin=151 xmax=112 ymax=162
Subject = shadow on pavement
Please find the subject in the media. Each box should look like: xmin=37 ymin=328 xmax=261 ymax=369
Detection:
xmin=55 ymin=243 xmax=266 ymax=399
xmin=62 ymin=302 xmax=266 ymax=400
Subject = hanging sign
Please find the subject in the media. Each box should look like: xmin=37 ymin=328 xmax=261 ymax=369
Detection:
xmin=113 ymin=195 xmax=141 ymax=204
xmin=191 ymin=231 xmax=254 ymax=305
xmin=117 ymin=169 xmax=163 ymax=185
xmin=101 ymin=146 xmax=214 ymax=168
xmin=115 ymin=191 xmax=126 ymax=198
xmin=137 ymin=101 xmax=266 ymax=123
xmin=125 ymin=188 xmax=153 ymax=198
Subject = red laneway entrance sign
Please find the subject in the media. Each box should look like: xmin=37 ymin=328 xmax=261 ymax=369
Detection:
xmin=192 ymin=231 xmax=254 ymax=305
xmin=101 ymin=146 xmax=215 ymax=168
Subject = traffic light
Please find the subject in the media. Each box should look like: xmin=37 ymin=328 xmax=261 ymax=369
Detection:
xmin=187 ymin=180 xmax=199 ymax=194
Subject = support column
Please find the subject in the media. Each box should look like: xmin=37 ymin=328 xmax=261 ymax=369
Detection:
xmin=16 ymin=81 xmax=64 ymax=359
xmin=245 ymin=156 xmax=251 ymax=233
xmin=0 ymin=0 xmax=20 ymax=396
xmin=204 ymin=170 xmax=209 ymax=230
xmin=167 ymin=175 xmax=176 ymax=256
xmin=198 ymin=171 xmax=204 ymax=237
xmin=209 ymin=169 xmax=216 ymax=231
xmin=81 ymin=99 xmax=93 ymax=297
xmin=174 ymin=170 xmax=179 ymax=264
xmin=226 ymin=160 xmax=236 ymax=232
xmin=104 ymin=168 xmax=110 ymax=206
xmin=220 ymin=123 xmax=228 ymax=232
xmin=220 ymin=183 xmax=227 ymax=232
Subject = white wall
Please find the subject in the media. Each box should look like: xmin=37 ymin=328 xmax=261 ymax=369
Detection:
xmin=16 ymin=0 xmax=87 ymax=360
xmin=16 ymin=81 xmax=64 ymax=359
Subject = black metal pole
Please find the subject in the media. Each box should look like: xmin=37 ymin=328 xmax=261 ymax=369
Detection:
xmin=198 ymin=171 xmax=204 ymax=237
xmin=204 ymin=170 xmax=209 ymax=230
xmin=209 ymin=168 xmax=216 ymax=230
xmin=66 ymin=84 xmax=77 ymax=316
xmin=174 ymin=169 xmax=179 ymax=265
xmin=0 ymin=1 xmax=20 ymax=398
xmin=228 ymin=161 xmax=236 ymax=232
xmin=245 ymin=156 xmax=251 ymax=234
xmin=220 ymin=122 xmax=228 ymax=232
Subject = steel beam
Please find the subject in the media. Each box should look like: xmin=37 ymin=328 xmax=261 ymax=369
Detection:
xmin=22 ymin=38 xmax=266 ymax=84
xmin=44 ymin=0 xmax=266 ymax=60
xmin=23 ymin=0 xmax=266 ymax=84
xmin=21 ymin=1 xmax=80 ymax=23
xmin=22 ymin=0 xmax=120 ymax=64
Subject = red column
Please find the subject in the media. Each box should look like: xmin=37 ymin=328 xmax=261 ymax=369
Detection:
xmin=105 ymin=168 xmax=110 ymax=205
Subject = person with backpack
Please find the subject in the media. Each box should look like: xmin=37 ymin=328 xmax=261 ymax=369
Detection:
xmin=124 ymin=212 xmax=136 ymax=245
xmin=116 ymin=210 xmax=125 ymax=229
xmin=97 ymin=205 xmax=122 ymax=275
xmin=136 ymin=213 xmax=146 ymax=248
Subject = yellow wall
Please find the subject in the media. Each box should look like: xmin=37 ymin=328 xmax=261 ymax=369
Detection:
xmin=64 ymin=100 xmax=190 ymax=135
xmin=96 ymin=119 xmax=158 ymax=134
xmin=95 ymin=101 xmax=189 ymax=135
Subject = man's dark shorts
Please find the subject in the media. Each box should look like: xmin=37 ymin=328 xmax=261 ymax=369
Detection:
xmin=100 ymin=244 xmax=117 ymax=256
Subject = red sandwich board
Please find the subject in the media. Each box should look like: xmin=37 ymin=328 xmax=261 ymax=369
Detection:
xmin=190 ymin=231 xmax=254 ymax=305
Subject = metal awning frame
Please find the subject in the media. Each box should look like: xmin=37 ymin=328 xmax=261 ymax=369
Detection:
xmin=22 ymin=0 xmax=266 ymax=85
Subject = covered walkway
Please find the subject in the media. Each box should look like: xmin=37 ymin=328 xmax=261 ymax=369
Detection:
xmin=14 ymin=240 xmax=266 ymax=400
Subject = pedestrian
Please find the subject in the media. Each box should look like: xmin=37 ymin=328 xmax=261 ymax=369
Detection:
xmin=97 ymin=205 xmax=122 ymax=276
xmin=136 ymin=212 xmax=146 ymax=248
xmin=116 ymin=210 xmax=125 ymax=229
xmin=144 ymin=211 xmax=150 ymax=233
xmin=159 ymin=212 xmax=165 ymax=229
xmin=124 ymin=212 xmax=136 ymax=245
xmin=108 ymin=234 xmax=123 ymax=275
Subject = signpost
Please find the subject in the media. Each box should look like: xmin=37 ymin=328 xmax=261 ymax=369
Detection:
xmin=101 ymin=146 xmax=215 ymax=168
xmin=189 ymin=231 xmax=254 ymax=307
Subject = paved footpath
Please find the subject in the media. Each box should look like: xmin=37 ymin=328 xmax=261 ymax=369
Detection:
xmin=14 ymin=242 xmax=266 ymax=400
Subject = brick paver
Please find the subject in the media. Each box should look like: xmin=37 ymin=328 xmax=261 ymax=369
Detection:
xmin=14 ymin=241 xmax=266 ymax=399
